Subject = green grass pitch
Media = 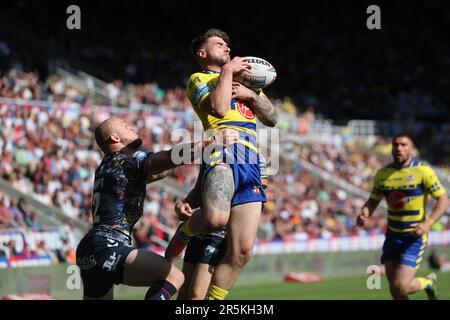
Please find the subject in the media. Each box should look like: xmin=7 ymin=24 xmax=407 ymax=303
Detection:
xmin=227 ymin=271 xmax=450 ymax=300
xmin=119 ymin=269 xmax=450 ymax=300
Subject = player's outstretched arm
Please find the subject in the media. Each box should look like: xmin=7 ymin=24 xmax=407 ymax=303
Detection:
xmin=231 ymin=82 xmax=278 ymax=127
xmin=144 ymin=129 xmax=239 ymax=183
xmin=356 ymin=198 xmax=381 ymax=227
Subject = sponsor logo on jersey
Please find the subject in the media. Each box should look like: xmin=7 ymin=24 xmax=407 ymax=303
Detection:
xmin=188 ymin=76 xmax=202 ymax=90
xmin=387 ymin=190 xmax=407 ymax=210
xmin=206 ymin=245 xmax=216 ymax=255
xmin=76 ymin=254 xmax=97 ymax=270
xmin=102 ymin=252 xmax=122 ymax=272
xmin=107 ymin=238 xmax=119 ymax=248
xmin=134 ymin=151 xmax=149 ymax=162
xmin=235 ymin=102 xmax=255 ymax=119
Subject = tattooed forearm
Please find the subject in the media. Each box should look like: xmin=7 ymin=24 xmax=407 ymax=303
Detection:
xmin=202 ymin=165 xmax=234 ymax=212
xmin=250 ymin=93 xmax=278 ymax=127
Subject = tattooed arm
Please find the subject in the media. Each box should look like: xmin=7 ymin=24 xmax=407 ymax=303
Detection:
xmin=248 ymin=91 xmax=278 ymax=127
xmin=232 ymin=82 xmax=278 ymax=127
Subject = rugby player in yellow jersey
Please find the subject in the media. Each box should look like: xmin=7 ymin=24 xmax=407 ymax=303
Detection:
xmin=357 ymin=133 xmax=449 ymax=300
xmin=165 ymin=28 xmax=277 ymax=300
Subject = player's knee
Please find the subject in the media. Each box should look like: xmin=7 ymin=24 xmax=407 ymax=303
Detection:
xmin=230 ymin=245 xmax=253 ymax=268
xmin=390 ymin=281 xmax=409 ymax=297
xmin=206 ymin=214 xmax=228 ymax=230
xmin=167 ymin=266 xmax=185 ymax=290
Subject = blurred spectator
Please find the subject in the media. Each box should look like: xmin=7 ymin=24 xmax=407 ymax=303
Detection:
xmin=428 ymin=249 xmax=450 ymax=272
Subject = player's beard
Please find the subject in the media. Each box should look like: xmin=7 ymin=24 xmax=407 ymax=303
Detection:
xmin=211 ymin=53 xmax=228 ymax=67
xmin=393 ymin=153 xmax=411 ymax=167
xmin=219 ymin=55 xmax=229 ymax=66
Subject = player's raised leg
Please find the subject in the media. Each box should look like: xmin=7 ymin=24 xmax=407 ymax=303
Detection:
xmin=197 ymin=164 xmax=234 ymax=233
xmin=205 ymin=201 xmax=262 ymax=300
xmin=165 ymin=164 xmax=233 ymax=259
xmin=123 ymin=249 xmax=184 ymax=300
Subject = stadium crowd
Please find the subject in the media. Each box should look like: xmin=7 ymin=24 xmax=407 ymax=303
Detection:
xmin=1 ymin=0 xmax=449 ymax=264
xmin=2 ymin=44 xmax=450 ymax=261
xmin=0 ymin=95 xmax=448 ymax=262
xmin=0 ymin=189 xmax=43 ymax=230
xmin=1 ymin=98 xmax=448 ymax=250
xmin=2 ymin=1 xmax=449 ymax=121
xmin=0 ymin=187 xmax=79 ymax=264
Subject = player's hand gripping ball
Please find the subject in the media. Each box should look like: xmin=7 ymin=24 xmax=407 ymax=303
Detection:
xmin=235 ymin=56 xmax=277 ymax=90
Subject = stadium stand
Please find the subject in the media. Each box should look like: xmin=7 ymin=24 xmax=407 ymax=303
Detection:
xmin=1 ymin=94 xmax=448 ymax=264
xmin=0 ymin=0 xmax=449 ymax=271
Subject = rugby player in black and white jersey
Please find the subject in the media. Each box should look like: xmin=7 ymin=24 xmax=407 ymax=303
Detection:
xmin=76 ymin=116 xmax=238 ymax=300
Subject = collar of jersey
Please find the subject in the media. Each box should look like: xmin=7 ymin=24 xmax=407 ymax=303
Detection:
xmin=203 ymin=69 xmax=220 ymax=74
xmin=391 ymin=159 xmax=416 ymax=169
xmin=402 ymin=159 xmax=420 ymax=168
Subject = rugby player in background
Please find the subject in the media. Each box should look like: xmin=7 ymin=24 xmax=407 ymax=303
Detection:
xmin=76 ymin=116 xmax=238 ymax=300
xmin=172 ymin=170 xmax=226 ymax=300
xmin=357 ymin=133 xmax=449 ymax=300
xmin=165 ymin=28 xmax=277 ymax=300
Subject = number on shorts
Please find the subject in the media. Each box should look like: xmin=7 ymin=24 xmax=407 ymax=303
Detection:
xmin=92 ymin=192 xmax=101 ymax=223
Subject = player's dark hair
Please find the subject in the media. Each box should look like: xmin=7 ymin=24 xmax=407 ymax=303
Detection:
xmin=191 ymin=28 xmax=230 ymax=56
xmin=392 ymin=133 xmax=416 ymax=148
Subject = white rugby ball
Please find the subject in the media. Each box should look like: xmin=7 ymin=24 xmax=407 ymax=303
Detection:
xmin=238 ymin=56 xmax=277 ymax=90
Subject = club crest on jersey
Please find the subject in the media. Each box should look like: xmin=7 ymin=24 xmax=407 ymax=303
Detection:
xmin=253 ymin=185 xmax=261 ymax=194
xmin=406 ymin=174 xmax=415 ymax=181
xmin=235 ymin=102 xmax=255 ymax=119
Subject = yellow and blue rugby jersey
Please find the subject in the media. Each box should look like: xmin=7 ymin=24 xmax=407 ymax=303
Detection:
xmin=186 ymin=70 xmax=266 ymax=153
xmin=370 ymin=160 xmax=446 ymax=234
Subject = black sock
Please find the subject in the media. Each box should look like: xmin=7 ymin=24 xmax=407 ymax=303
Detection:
xmin=145 ymin=281 xmax=177 ymax=300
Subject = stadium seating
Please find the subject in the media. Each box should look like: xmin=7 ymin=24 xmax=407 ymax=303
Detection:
xmin=1 ymin=0 xmax=449 ymax=266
